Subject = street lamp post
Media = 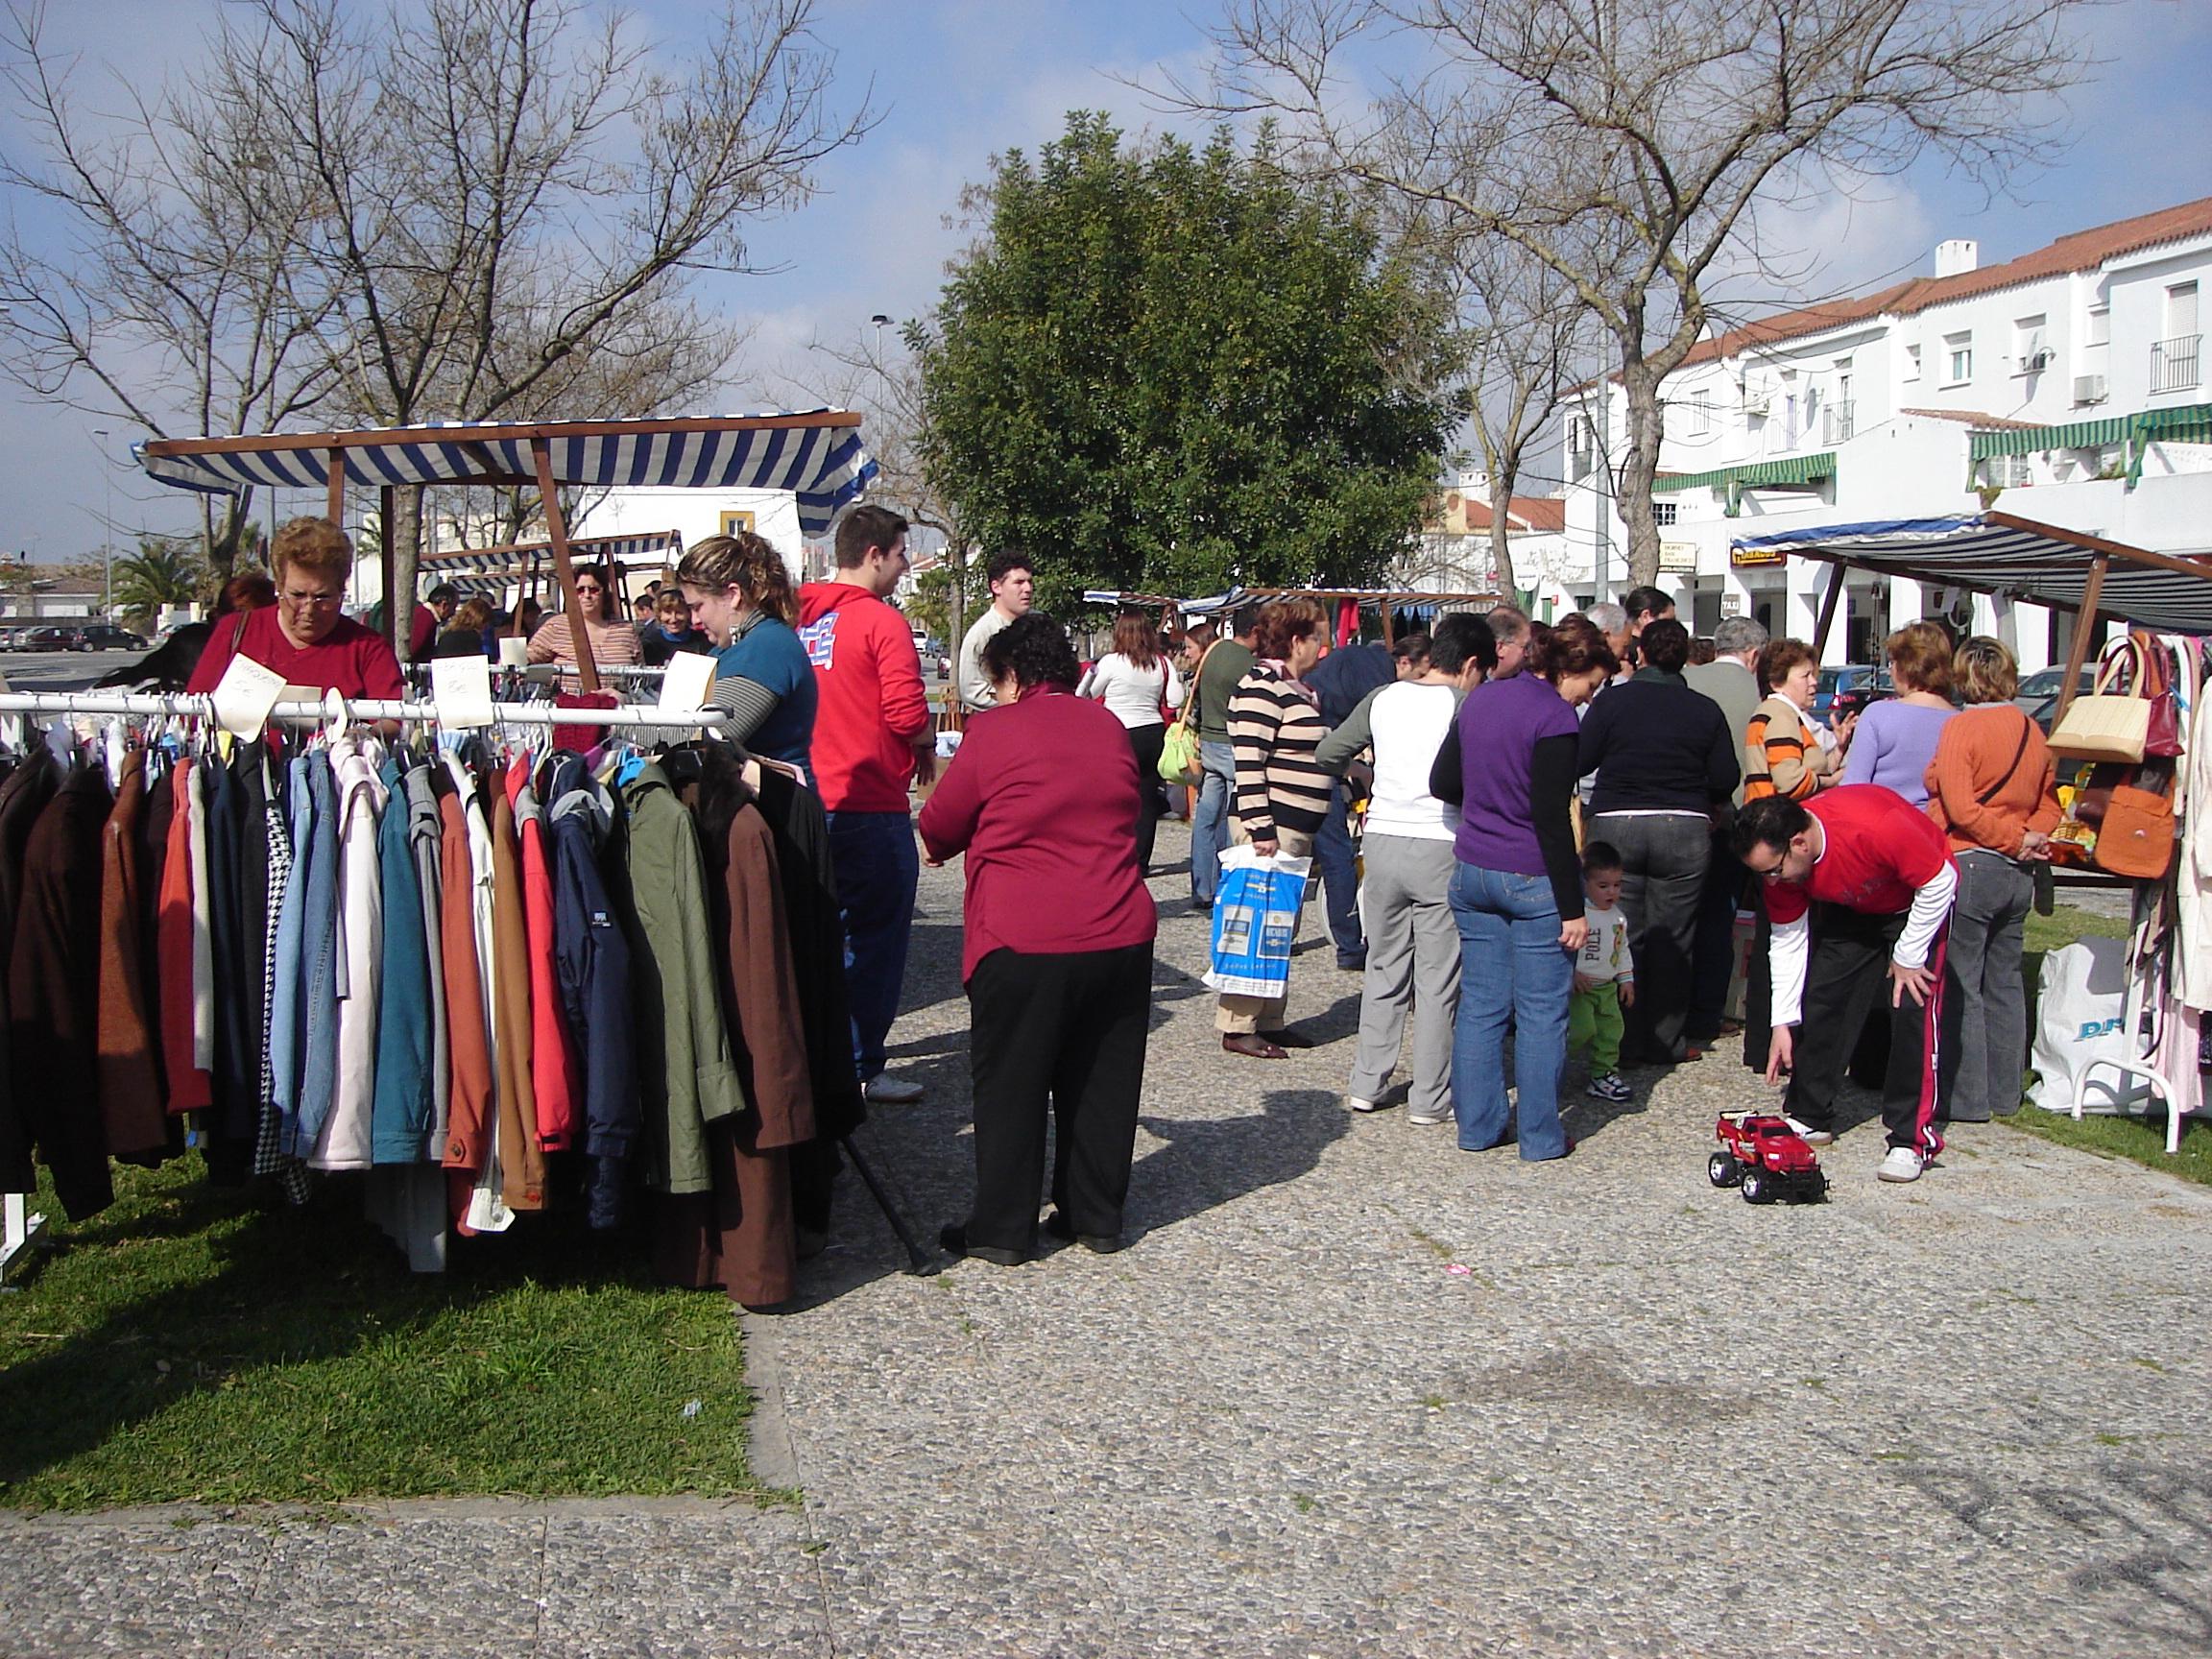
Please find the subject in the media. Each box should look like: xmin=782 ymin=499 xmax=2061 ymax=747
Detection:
xmin=92 ymin=428 xmax=112 ymax=618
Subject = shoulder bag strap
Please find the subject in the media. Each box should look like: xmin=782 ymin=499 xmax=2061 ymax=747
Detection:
xmin=1975 ymin=710 xmax=2034 ymax=806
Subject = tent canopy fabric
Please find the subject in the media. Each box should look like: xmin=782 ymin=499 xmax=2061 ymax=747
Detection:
xmin=421 ymin=530 xmax=684 ymax=593
xmin=135 ymin=412 xmax=876 ymax=535
xmin=1728 ymin=512 xmax=2212 ymax=632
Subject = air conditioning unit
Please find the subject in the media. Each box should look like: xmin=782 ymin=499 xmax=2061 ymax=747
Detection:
xmin=2074 ymin=373 xmax=2108 ymax=406
xmin=1743 ymin=392 xmax=1770 ymax=417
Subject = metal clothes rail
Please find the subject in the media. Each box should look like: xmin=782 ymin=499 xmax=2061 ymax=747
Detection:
xmin=0 ymin=691 xmax=723 ymax=728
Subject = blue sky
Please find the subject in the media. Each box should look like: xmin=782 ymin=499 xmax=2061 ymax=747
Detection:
xmin=5 ymin=0 xmax=2210 ymax=559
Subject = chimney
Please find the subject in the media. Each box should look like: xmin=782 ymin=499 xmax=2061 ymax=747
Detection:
xmin=1935 ymin=239 xmax=1980 ymax=279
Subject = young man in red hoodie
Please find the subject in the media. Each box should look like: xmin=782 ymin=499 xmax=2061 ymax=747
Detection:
xmin=797 ymin=504 xmax=936 ymax=1103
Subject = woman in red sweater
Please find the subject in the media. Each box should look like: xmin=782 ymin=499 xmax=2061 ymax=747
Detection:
xmin=919 ymin=613 xmax=1158 ymax=1264
xmin=1924 ymin=636 xmax=2062 ymax=1123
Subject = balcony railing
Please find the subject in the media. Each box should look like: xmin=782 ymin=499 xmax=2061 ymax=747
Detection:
xmin=1822 ymin=401 xmax=1856 ymax=445
xmin=2151 ymin=335 xmax=2201 ymax=394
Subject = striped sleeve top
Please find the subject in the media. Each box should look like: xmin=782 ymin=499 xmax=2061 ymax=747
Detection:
xmin=1229 ymin=664 xmax=1333 ymax=842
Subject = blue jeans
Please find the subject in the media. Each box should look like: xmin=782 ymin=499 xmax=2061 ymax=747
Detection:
xmin=1449 ymin=861 xmax=1572 ymax=1161
xmin=827 ymin=809 xmax=920 ymax=1080
xmin=1314 ymin=782 xmax=1364 ymax=964
xmin=1190 ymin=739 xmax=1235 ymax=902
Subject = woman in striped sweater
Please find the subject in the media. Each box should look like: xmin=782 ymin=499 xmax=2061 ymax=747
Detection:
xmin=1216 ymin=598 xmax=1332 ymax=1059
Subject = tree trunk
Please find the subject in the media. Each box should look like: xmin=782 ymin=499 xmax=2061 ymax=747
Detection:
xmin=1485 ymin=495 xmax=1518 ymax=598
xmin=388 ymin=485 xmax=422 ymax=661
xmin=1616 ymin=351 xmax=1666 ymax=590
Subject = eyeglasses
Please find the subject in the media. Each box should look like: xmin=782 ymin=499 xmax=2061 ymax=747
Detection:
xmin=281 ymin=589 xmax=342 ymax=610
xmin=573 ymin=584 xmax=604 ymax=596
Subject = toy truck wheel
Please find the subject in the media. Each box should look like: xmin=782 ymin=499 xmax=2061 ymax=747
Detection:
xmin=1708 ymin=1151 xmax=1743 ymax=1188
xmin=1740 ymin=1166 xmax=1771 ymax=1205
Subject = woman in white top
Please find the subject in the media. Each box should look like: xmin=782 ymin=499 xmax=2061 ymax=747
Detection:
xmin=1077 ymin=608 xmax=1185 ymax=873
xmin=1313 ymin=616 xmax=1495 ymax=1124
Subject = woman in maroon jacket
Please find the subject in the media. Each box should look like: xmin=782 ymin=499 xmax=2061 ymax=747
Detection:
xmin=919 ymin=613 xmax=1158 ymax=1264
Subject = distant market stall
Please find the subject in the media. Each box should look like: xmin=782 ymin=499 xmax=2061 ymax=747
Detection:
xmin=1082 ymin=586 xmax=1500 ymax=647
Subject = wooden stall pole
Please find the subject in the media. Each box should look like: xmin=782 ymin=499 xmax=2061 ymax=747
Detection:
xmin=325 ymin=447 xmax=346 ymax=526
xmin=1811 ymin=560 xmax=1849 ymax=660
xmin=531 ymin=437 xmax=600 ymax=693
xmin=2053 ymin=553 xmax=2110 ymax=724
xmin=379 ymin=486 xmax=398 ymax=657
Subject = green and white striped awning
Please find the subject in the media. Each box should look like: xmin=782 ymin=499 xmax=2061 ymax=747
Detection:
xmin=1652 ymin=451 xmax=1836 ymax=517
xmin=1967 ymin=402 xmax=2212 ymax=488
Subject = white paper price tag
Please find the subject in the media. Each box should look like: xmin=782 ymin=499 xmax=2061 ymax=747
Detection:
xmin=430 ymin=654 xmax=496 ymax=728
xmin=211 ymin=653 xmax=287 ymax=738
xmin=657 ymin=651 xmax=716 ymax=715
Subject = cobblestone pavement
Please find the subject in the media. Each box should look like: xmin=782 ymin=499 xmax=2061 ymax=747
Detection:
xmin=8 ymin=820 xmax=2211 ymax=1656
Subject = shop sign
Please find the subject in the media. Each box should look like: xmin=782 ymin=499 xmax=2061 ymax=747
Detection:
xmin=1730 ymin=544 xmax=1786 ymax=568
xmin=1658 ymin=541 xmax=1698 ymax=573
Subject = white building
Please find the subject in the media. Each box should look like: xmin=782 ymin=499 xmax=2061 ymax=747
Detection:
xmin=1560 ymin=195 xmax=2212 ymax=666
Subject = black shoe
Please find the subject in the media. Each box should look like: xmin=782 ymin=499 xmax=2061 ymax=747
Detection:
xmin=938 ymin=1223 xmax=1027 ymax=1266
xmin=1263 ymin=1026 xmax=1321 ymax=1049
xmin=1044 ymin=1211 xmax=1125 ymax=1254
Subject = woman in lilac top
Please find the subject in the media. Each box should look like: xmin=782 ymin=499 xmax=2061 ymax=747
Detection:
xmin=1839 ymin=621 xmax=1959 ymax=806
xmin=1427 ymin=614 xmax=1619 ymax=1162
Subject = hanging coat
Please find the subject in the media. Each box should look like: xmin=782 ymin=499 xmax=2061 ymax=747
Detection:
xmin=7 ymin=765 xmax=115 ymax=1218
xmin=544 ymin=752 xmax=638 ymax=1228
xmin=371 ymin=755 xmax=435 ymax=1165
xmin=97 ymin=751 xmax=170 ymax=1165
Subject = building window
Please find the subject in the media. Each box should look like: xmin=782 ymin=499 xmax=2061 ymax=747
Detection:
xmin=719 ymin=509 xmax=757 ymax=538
xmin=2154 ymin=283 xmax=2200 ymax=394
xmin=1651 ymin=501 xmax=1678 ymax=527
xmin=2013 ymin=314 xmax=2049 ymax=374
xmin=1690 ymin=391 xmax=1711 ymax=435
xmin=1944 ymin=333 xmax=1973 ymax=386
xmin=1903 ymin=344 xmax=1921 ymax=382
xmin=2085 ymin=304 xmax=2110 ymax=349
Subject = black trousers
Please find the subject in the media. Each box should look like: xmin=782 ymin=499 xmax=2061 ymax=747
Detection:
xmin=965 ymin=941 xmax=1152 ymax=1254
xmin=1587 ymin=810 xmax=1709 ymax=1063
xmin=1688 ymin=830 xmax=1743 ymax=1042
xmin=1783 ymin=902 xmax=1948 ymax=1157
xmin=1125 ymin=724 xmax=1166 ymax=872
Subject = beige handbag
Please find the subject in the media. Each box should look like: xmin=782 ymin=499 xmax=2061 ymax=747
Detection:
xmin=2048 ymin=637 xmax=2152 ymax=763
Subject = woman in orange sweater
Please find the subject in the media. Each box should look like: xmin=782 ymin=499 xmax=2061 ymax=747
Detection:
xmin=1924 ymin=637 xmax=2062 ymax=1123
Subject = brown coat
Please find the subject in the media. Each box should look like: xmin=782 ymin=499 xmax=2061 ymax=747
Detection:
xmin=491 ymin=788 xmax=545 ymax=1211
xmin=97 ymin=755 xmax=169 ymax=1163
xmin=437 ymin=786 xmax=495 ymax=1175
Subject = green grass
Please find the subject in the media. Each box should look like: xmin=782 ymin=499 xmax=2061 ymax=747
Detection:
xmin=2008 ymin=901 xmax=2212 ymax=1186
xmin=0 ymin=1155 xmax=755 ymax=1511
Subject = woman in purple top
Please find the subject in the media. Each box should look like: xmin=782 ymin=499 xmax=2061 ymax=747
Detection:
xmin=1839 ymin=621 xmax=1959 ymax=807
xmin=1428 ymin=614 xmax=1619 ymax=1161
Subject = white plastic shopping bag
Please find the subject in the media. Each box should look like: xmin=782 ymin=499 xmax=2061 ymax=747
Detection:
xmin=2029 ymin=937 xmax=2153 ymax=1116
xmin=1204 ymin=845 xmax=1311 ymax=998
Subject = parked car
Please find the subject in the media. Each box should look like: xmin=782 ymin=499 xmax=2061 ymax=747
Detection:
xmin=17 ymin=625 xmax=86 ymax=651
xmin=1811 ymin=663 xmax=1882 ymax=722
xmin=74 ymin=623 xmax=149 ymax=652
xmin=1812 ymin=665 xmax=1896 ymax=726
xmin=0 ymin=627 xmax=16 ymax=651
xmin=2013 ymin=664 xmax=2097 ymax=718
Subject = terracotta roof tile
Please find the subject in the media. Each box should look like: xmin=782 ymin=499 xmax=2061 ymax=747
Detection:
xmin=1672 ymin=195 xmax=2212 ymax=373
xmin=1899 ymin=407 xmax=2044 ymax=430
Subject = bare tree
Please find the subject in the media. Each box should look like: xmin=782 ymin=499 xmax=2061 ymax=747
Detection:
xmin=0 ymin=0 xmax=873 ymax=637
xmin=1180 ymin=0 xmax=2091 ymax=587
xmin=775 ymin=318 xmax=983 ymax=641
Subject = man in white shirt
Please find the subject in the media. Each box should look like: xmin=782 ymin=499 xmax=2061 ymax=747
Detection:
xmin=957 ymin=552 xmax=1036 ymax=712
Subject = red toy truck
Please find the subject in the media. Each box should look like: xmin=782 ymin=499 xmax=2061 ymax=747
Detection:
xmin=1708 ymin=1112 xmax=1829 ymax=1205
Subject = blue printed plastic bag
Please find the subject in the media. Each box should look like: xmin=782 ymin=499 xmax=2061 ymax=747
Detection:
xmin=1204 ymin=847 xmax=1311 ymax=998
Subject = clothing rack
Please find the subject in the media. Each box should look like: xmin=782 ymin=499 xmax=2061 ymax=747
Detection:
xmin=1 ymin=1191 xmax=42 ymax=1286
xmin=0 ymin=691 xmax=722 ymax=729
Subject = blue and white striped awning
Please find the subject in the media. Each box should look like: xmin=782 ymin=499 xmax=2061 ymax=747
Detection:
xmin=421 ymin=530 xmax=684 ymax=589
xmin=136 ymin=413 xmax=876 ymax=535
xmin=1730 ymin=513 xmax=2212 ymax=633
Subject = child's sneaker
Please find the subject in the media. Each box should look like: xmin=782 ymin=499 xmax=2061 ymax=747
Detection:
xmin=1585 ymin=1071 xmax=1633 ymax=1104
xmin=1876 ymin=1146 xmax=1927 ymax=1183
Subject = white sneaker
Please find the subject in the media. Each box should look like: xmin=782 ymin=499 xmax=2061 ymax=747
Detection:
xmin=863 ymin=1074 xmax=926 ymax=1104
xmin=1784 ymin=1116 xmax=1835 ymax=1146
xmin=1876 ymin=1146 xmax=1926 ymax=1184
xmin=1346 ymin=1094 xmax=1382 ymax=1114
xmin=1407 ymin=1107 xmax=1451 ymax=1126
